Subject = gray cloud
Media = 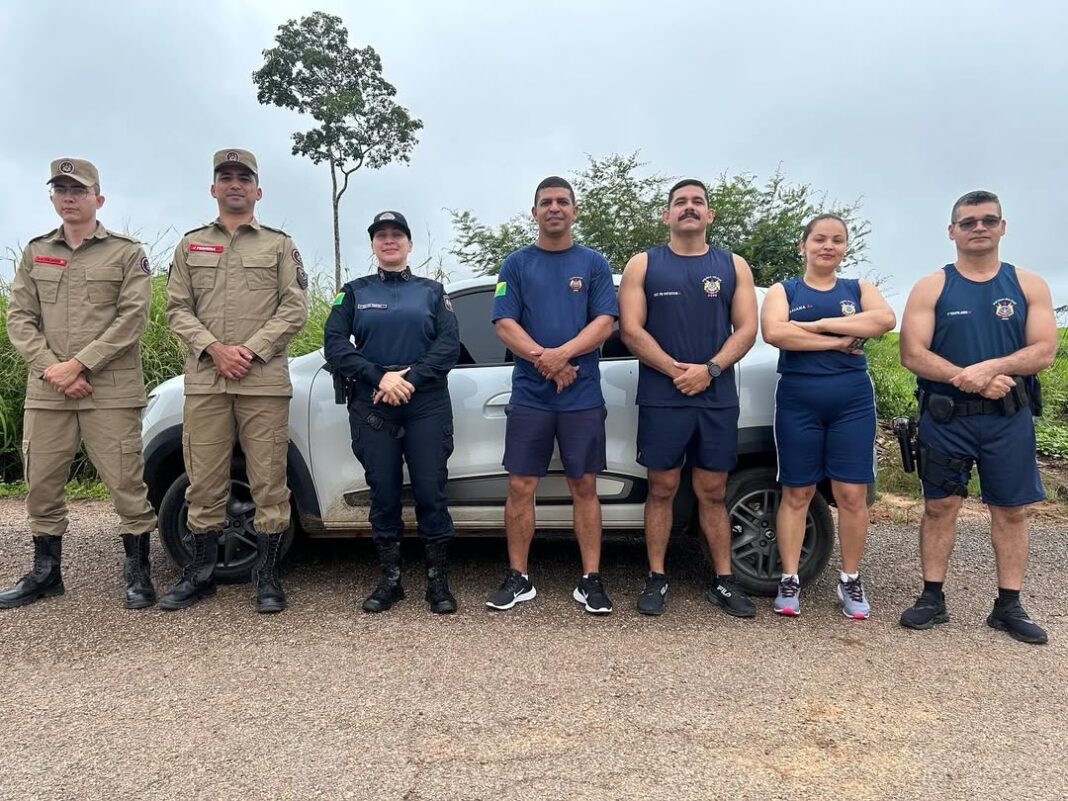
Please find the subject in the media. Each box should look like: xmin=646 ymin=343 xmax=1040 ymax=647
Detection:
xmin=2 ymin=0 xmax=1064 ymax=316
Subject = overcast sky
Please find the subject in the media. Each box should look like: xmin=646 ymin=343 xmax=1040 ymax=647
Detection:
xmin=1 ymin=1 xmax=1065 ymax=316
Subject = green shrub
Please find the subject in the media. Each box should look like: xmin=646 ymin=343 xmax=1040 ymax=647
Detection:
xmin=866 ymin=333 xmax=916 ymax=420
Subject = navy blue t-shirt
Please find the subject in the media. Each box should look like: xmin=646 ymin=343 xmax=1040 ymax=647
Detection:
xmin=919 ymin=263 xmax=1028 ymax=399
xmin=491 ymin=243 xmax=619 ymax=411
xmin=777 ymin=277 xmax=868 ymax=375
xmin=637 ymin=244 xmax=738 ymax=408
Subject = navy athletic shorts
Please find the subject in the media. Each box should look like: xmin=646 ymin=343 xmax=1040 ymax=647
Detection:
xmin=919 ymin=407 xmax=1045 ymax=506
xmin=636 ymin=405 xmax=739 ymax=472
xmin=774 ymin=371 xmax=876 ymax=486
xmin=502 ymin=404 xmax=607 ymax=478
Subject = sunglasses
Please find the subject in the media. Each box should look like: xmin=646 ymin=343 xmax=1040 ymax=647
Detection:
xmin=954 ymin=215 xmax=1001 ymax=231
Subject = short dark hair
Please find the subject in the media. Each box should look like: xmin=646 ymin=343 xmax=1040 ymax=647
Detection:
xmin=951 ymin=190 xmax=1001 ymax=223
xmin=534 ymin=176 xmax=575 ymax=206
xmin=667 ymin=179 xmax=707 ymax=207
xmin=801 ymin=213 xmax=848 ymax=243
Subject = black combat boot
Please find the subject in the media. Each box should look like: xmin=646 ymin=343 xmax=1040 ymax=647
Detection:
xmin=362 ymin=540 xmax=404 ymax=613
xmin=121 ymin=533 xmax=157 ymax=610
xmin=158 ymin=532 xmax=218 ymax=611
xmin=252 ymin=532 xmax=286 ymax=614
xmin=0 ymin=535 xmax=64 ymax=609
xmin=424 ymin=540 xmax=457 ymax=615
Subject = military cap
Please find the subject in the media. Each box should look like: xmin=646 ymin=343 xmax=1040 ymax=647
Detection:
xmin=213 ymin=148 xmax=258 ymax=175
xmin=48 ymin=158 xmax=98 ymax=187
xmin=368 ymin=210 xmax=412 ymax=240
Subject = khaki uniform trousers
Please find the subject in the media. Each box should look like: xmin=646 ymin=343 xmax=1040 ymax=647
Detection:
xmin=23 ymin=407 xmax=156 ymax=536
xmin=182 ymin=394 xmax=290 ymax=534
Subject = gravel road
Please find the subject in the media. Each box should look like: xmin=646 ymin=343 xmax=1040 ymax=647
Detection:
xmin=0 ymin=499 xmax=1065 ymax=801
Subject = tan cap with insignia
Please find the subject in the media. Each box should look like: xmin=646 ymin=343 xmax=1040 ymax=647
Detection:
xmin=213 ymin=148 xmax=258 ymax=176
xmin=48 ymin=158 xmax=99 ymax=187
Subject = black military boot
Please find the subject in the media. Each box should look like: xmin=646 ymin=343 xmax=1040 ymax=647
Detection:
xmin=0 ymin=535 xmax=64 ymax=609
xmin=362 ymin=540 xmax=404 ymax=613
xmin=252 ymin=532 xmax=286 ymax=614
xmin=425 ymin=540 xmax=457 ymax=615
xmin=158 ymin=532 xmax=218 ymax=611
xmin=121 ymin=533 xmax=157 ymax=610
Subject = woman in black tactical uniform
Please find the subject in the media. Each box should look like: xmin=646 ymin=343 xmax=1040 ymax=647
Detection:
xmin=323 ymin=211 xmax=461 ymax=614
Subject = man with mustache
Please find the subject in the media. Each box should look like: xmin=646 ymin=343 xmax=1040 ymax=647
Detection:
xmin=618 ymin=179 xmax=758 ymax=616
xmin=898 ymin=190 xmax=1056 ymax=644
xmin=163 ymin=149 xmax=308 ymax=613
xmin=486 ymin=176 xmax=619 ymax=614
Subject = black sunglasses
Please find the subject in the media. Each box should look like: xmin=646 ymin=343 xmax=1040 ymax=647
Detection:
xmin=954 ymin=215 xmax=1002 ymax=231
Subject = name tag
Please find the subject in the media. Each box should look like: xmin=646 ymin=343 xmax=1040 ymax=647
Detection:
xmin=357 ymin=303 xmax=388 ymax=310
xmin=34 ymin=256 xmax=68 ymax=267
xmin=189 ymin=243 xmax=224 ymax=253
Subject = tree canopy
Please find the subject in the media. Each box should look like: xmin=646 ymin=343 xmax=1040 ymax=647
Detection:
xmin=449 ymin=153 xmax=869 ymax=286
xmin=253 ymin=11 xmax=423 ymax=290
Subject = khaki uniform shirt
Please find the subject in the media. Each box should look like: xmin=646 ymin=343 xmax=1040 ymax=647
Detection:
xmin=166 ymin=218 xmax=308 ymax=396
xmin=7 ymin=223 xmax=151 ymax=410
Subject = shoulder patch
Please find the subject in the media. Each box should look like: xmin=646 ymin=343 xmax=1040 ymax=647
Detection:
xmin=332 ymin=292 xmax=346 ymax=306
xmin=494 ymin=281 xmax=507 ymax=297
xmin=296 ymin=267 xmax=308 ymax=290
xmin=140 ymin=256 xmax=152 ymax=276
xmin=443 ymin=294 xmax=453 ymax=312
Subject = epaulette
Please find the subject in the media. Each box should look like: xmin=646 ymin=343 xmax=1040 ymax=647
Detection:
xmin=258 ymin=223 xmax=289 ymax=237
xmin=182 ymin=222 xmax=215 ymax=237
xmin=26 ymin=228 xmax=61 ymax=245
xmin=104 ymin=229 xmax=142 ymax=244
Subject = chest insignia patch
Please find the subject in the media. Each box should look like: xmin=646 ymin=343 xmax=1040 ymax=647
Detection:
xmin=994 ymin=298 xmax=1016 ymax=319
xmin=33 ymin=255 xmax=68 ymax=267
xmin=357 ymin=303 xmax=388 ymax=311
xmin=189 ymin=243 xmax=224 ymax=253
xmin=839 ymin=300 xmax=857 ymax=316
xmin=702 ymin=275 xmax=722 ymax=298
xmin=568 ymin=276 xmax=583 ymax=292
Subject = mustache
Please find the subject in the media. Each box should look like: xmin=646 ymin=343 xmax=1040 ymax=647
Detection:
xmin=680 ymin=210 xmax=700 ymax=220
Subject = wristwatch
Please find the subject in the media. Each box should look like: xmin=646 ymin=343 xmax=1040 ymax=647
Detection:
xmin=706 ymin=361 xmax=722 ymax=379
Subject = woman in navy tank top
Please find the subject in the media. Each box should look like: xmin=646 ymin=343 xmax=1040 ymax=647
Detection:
xmin=760 ymin=215 xmax=896 ymax=619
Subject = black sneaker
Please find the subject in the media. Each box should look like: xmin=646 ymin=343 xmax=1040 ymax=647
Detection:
xmin=705 ymin=575 xmax=756 ymax=618
xmin=987 ymin=598 xmax=1048 ymax=644
xmin=485 ymin=569 xmax=536 ymax=610
xmin=636 ymin=572 xmax=668 ymax=616
xmin=899 ymin=592 xmax=948 ymax=630
xmin=573 ymin=573 xmax=613 ymax=615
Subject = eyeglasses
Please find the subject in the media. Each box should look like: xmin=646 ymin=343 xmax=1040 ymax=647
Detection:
xmin=954 ymin=215 xmax=1001 ymax=231
xmin=50 ymin=185 xmax=95 ymax=198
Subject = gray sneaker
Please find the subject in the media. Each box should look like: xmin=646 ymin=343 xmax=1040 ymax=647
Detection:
xmin=773 ymin=576 xmax=801 ymax=616
xmin=837 ymin=576 xmax=871 ymax=620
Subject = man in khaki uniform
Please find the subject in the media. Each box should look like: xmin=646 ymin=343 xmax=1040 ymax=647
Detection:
xmin=162 ymin=148 xmax=308 ymax=613
xmin=1 ymin=158 xmax=157 ymax=610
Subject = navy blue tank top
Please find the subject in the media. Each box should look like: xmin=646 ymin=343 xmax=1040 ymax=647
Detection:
xmin=777 ymin=277 xmax=868 ymax=375
xmin=637 ymin=244 xmax=738 ymax=407
xmin=918 ymin=263 xmax=1028 ymax=399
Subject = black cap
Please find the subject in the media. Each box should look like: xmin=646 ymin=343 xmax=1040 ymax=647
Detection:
xmin=367 ymin=210 xmax=412 ymax=240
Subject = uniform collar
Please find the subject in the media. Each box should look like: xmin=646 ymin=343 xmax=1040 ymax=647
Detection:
xmin=378 ymin=266 xmax=412 ymax=282
xmin=213 ymin=216 xmax=262 ymax=232
xmin=44 ymin=221 xmax=109 ymax=244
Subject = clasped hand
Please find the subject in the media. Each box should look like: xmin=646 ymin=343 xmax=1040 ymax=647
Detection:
xmin=208 ymin=343 xmax=255 ymax=380
xmin=531 ymin=347 xmax=579 ymax=393
xmin=671 ymin=361 xmax=712 ymax=396
xmin=374 ymin=368 xmax=415 ymax=406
